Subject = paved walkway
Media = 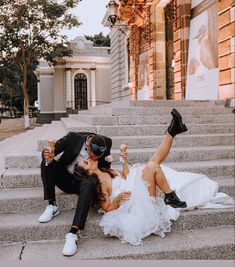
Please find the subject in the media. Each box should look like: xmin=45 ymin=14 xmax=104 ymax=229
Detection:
xmin=0 ymin=118 xmax=40 ymax=141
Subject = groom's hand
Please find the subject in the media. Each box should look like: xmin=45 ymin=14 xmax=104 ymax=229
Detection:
xmin=43 ymin=148 xmax=55 ymax=163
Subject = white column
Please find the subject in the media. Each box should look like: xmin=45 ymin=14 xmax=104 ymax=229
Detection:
xmin=66 ymin=68 xmax=72 ymax=108
xmin=90 ymin=68 xmax=96 ymax=107
xmin=37 ymin=79 xmax=41 ymax=110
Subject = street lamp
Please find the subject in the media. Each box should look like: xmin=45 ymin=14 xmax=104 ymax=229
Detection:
xmin=107 ymin=0 xmax=118 ymax=25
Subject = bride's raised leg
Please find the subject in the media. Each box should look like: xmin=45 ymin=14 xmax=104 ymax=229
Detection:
xmin=149 ymin=108 xmax=188 ymax=165
xmin=149 ymin=133 xmax=173 ymax=165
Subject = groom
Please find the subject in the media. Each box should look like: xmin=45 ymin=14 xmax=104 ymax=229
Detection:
xmin=39 ymin=132 xmax=112 ymax=256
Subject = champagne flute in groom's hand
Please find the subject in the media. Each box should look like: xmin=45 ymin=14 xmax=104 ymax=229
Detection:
xmin=44 ymin=140 xmax=55 ymax=166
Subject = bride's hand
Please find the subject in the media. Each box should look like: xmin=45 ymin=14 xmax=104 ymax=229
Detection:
xmin=117 ymin=191 xmax=132 ymax=202
xmin=120 ymin=144 xmax=128 ymax=164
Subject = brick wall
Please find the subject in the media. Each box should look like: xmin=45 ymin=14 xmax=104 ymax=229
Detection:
xmin=217 ymin=0 xmax=235 ymax=99
xmin=152 ymin=5 xmax=167 ymax=99
xmin=173 ymin=0 xmax=191 ymax=100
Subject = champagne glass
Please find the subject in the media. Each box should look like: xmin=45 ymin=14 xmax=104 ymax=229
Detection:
xmin=119 ymin=144 xmax=128 ymax=164
xmin=45 ymin=140 xmax=55 ymax=166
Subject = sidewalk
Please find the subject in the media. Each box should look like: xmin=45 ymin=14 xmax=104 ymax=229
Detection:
xmin=0 ymin=118 xmax=41 ymax=141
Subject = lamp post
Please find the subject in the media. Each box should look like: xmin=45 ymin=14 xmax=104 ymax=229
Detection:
xmin=107 ymin=0 xmax=118 ymax=25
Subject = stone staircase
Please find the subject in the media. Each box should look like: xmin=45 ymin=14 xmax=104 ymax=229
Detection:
xmin=0 ymin=100 xmax=234 ymax=260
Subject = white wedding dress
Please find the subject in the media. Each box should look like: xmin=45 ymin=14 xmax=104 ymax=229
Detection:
xmin=99 ymin=164 xmax=234 ymax=245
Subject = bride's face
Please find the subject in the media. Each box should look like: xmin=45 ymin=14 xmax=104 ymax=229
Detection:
xmin=78 ymin=159 xmax=98 ymax=173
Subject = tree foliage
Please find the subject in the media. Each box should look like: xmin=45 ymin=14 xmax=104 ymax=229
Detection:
xmin=85 ymin=32 xmax=110 ymax=47
xmin=0 ymin=0 xmax=81 ymax=118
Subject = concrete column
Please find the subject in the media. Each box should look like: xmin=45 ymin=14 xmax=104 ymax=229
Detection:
xmin=66 ymin=68 xmax=72 ymax=108
xmin=37 ymin=79 xmax=41 ymax=110
xmin=90 ymin=68 xmax=96 ymax=107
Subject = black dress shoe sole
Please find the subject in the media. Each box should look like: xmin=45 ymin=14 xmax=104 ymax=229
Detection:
xmin=168 ymin=203 xmax=187 ymax=209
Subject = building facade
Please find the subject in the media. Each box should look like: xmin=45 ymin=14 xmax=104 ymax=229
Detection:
xmin=35 ymin=36 xmax=111 ymax=123
xmin=103 ymin=0 xmax=234 ymax=101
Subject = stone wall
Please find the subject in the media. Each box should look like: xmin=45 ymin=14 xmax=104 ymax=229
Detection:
xmin=96 ymin=68 xmax=112 ymax=105
xmin=110 ymin=28 xmax=130 ymax=101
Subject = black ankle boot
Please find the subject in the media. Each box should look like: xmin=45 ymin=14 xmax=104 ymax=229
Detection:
xmin=167 ymin=109 xmax=188 ymax=137
xmin=164 ymin=191 xmax=187 ymax=208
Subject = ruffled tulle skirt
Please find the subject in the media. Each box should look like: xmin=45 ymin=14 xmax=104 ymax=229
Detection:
xmin=99 ymin=164 xmax=172 ymax=245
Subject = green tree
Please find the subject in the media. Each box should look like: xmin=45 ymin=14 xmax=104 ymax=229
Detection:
xmin=0 ymin=0 xmax=81 ymax=127
xmin=0 ymin=61 xmax=39 ymax=113
xmin=85 ymin=32 xmax=110 ymax=47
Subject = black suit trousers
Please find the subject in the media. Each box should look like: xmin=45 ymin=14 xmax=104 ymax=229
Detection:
xmin=40 ymin=157 xmax=96 ymax=230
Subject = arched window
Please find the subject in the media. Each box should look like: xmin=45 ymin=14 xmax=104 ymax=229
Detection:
xmin=74 ymin=73 xmax=88 ymax=110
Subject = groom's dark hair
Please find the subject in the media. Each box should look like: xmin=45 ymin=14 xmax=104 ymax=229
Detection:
xmin=90 ymin=135 xmax=107 ymax=157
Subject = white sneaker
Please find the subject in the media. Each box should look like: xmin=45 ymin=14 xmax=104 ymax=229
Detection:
xmin=38 ymin=205 xmax=60 ymax=223
xmin=62 ymin=233 xmax=78 ymax=256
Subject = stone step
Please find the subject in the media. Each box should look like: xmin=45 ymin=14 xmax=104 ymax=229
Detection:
xmin=0 ymin=124 xmax=50 ymax=155
xmin=83 ymin=106 xmax=233 ymax=116
xmin=60 ymin=117 xmax=90 ymax=129
xmin=0 ymin=208 xmax=233 ymax=243
xmin=15 ymin=225 xmax=235 ymax=260
xmin=128 ymin=99 xmax=225 ymax=107
xmin=0 ymin=176 xmax=234 ymax=212
xmin=3 ymin=158 xmax=234 ymax=180
xmin=0 ymin=187 xmax=77 ymax=214
xmin=64 ymin=122 xmax=234 ymax=136
xmin=80 ymin=101 xmax=225 ymax=116
xmin=2 ymin=158 xmax=234 ymax=188
xmin=110 ymin=146 xmax=235 ymax=164
xmin=4 ymin=153 xmax=41 ymax=169
xmin=38 ymin=133 xmax=235 ymax=151
xmin=89 ymin=100 xmax=225 ymax=108
xmin=69 ymin=113 xmax=235 ymax=126
xmin=61 ymin=117 xmax=95 ymax=133
xmin=6 ymin=124 xmax=64 ymax=156
xmin=4 ymin=145 xmax=235 ymax=169
xmin=109 ymin=133 xmax=235 ymax=149
xmin=215 ymin=177 xmax=235 ymax=197
xmin=5 ymin=228 xmax=235 ymax=260
xmin=166 ymin=159 xmax=235 ymax=177
xmin=37 ymin=121 xmax=66 ymax=142
xmin=2 ymin=168 xmax=42 ymax=189
xmin=0 ymin=124 xmax=48 ymax=153
xmin=0 ymin=129 xmax=36 ymax=152
xmin=112 ymin=106 xmax=234 ymax=115
xmin=0 ymin=124 xmax=50 ymax=176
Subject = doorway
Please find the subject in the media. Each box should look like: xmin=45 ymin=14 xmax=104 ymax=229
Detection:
xmin=74 ymin=73 xmax=88 ymax=110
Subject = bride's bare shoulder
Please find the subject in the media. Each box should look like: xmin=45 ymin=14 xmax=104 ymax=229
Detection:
xmin=110 ymin=169 xmax=121 ymax=177
xmin=99 ymin=174 xmax=112 ymax=196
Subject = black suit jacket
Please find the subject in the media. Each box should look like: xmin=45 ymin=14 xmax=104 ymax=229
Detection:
xmin=54 ymin=132 xmax=112 ymax=169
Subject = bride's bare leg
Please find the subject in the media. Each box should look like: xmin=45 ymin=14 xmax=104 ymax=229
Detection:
xmin=149 ymin=133 xmax=174 ymax=165
xmin=142 ymin=160 xmax=187 ymax=208
xmin=142 ymin=161 xmax=171 ymax=196
xmin=141 ymin=109 xmax=187 ymax=208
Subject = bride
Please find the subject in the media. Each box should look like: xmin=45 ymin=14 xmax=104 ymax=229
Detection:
xmin=75 ymin=109 xmax=234 ymax=245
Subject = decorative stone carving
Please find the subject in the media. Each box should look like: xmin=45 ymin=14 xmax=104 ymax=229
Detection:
xmin=70 ymin=36 xmax=93 ymax=54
